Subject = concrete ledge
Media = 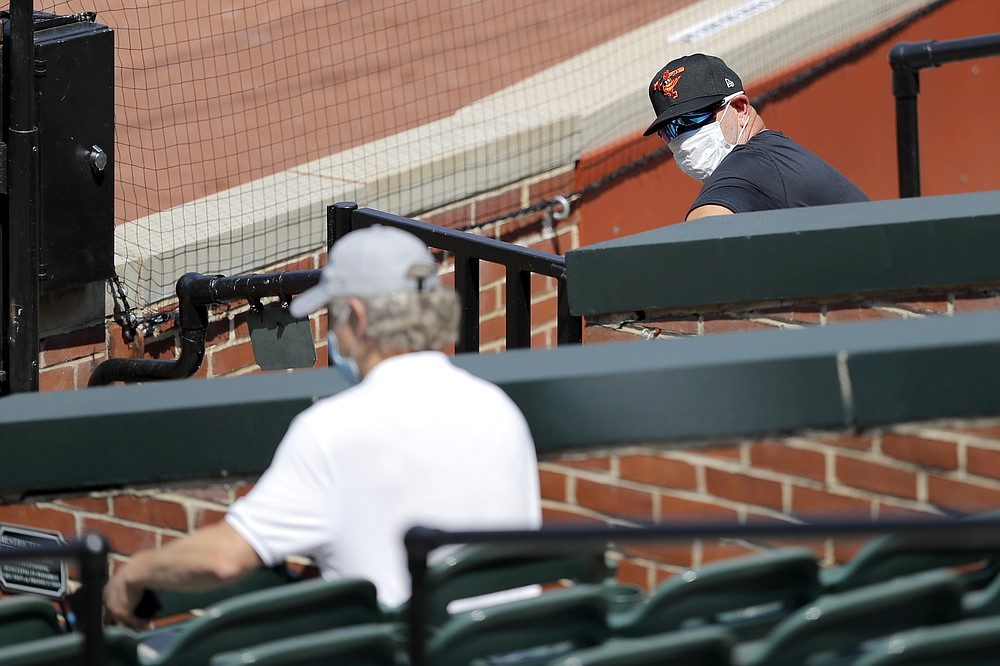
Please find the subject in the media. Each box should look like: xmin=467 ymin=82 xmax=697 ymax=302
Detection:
xmin=116 ymin=173 xmax=364 ymax=305
xmin=565 ymin=191 xmax=1000 ymax=320
xmin=3 ymin=309 xmax=999 ymax=499
xmin=0 ymin=369 xmax=354 ymax=500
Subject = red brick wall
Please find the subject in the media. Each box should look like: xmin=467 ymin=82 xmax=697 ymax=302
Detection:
xmin=585 ymin=289 xmax=1000 ymax=344
xmin=539 ymin=418 xmax=1000 ymax=591
xmin=0 ymin=482 xmax=252 ymax=587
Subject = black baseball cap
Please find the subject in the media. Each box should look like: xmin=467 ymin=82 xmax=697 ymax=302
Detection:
xmin=643 ymin=54 xmax=743 ymax=137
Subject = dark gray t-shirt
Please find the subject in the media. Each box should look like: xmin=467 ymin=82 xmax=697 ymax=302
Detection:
xmin=689 ymin=131 xmax=869 ymax=215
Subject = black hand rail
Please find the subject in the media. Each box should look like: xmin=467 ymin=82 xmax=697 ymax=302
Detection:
xmin=891 ymin=32 xmax=1000 ymax=198
xmin=332 ymin=202 xmax=582 ymax=353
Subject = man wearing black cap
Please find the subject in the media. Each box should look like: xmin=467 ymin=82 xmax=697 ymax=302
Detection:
xmin=645 ymin=53 xmax=868 ymax=221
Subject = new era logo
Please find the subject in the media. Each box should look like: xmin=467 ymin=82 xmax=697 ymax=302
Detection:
xmin=725 ymin=78 xmax=735 ymax=88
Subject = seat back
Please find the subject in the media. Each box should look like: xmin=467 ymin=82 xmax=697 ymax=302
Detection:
xmin=0 ymin=596 xmax=62 ymax=647
xmin=393 ymin=543 xmax=610 ymax=627
xmin=425 ymin=585 xmax=610 ymax=666
xmin=821 ymin=521 xmax=1000 ymax=593
xmin=852 ymin=615 xmax=1000 ymax=665
xmin=545 ymin=626 xmax=736 ymax=666
xmin=963 ymin=565 xmax=1000 ymax=617
xmin=142 ymin=577 xmax=381 ymax=666
xmin=611 ymin=547 xmax=820 ymax=641
xmin=741 ymin=569 xmax=966 ymax=666
xmin=209 ymin=624 xmax=399 ymax=666
xmin=0 ymin=627 xmax=139 ymax=666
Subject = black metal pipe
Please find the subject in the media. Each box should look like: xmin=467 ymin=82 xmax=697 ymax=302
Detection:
xmin=405 ymin=516 xmax=1000 ymax=552
xmin=506 ymin=267 xmax=530 ymax=349
xmin=890 ymin=33 xmax=1000 ymax=198
xmin=891 ymin=67 xmax=921 ymax=199
xmin=89 ymin=270 xmax=320 ymax=386
xmin=556 ymin=272 xmax=582 ymax=346
xmin=177 ymin=270 xmax=319 ymax=305
xmin=87 ymin=328 xmax=206 ymax=387
xmin=405 ymin=532 xmax=432 ymax=666
xmin=455 ymin=253 xmax=479 ymax=353
xmin=6 ymin=0 xmax=40 ymax=392
xmin=891 ymin=33 xmax=1000 ymax=70
xmin=351 ymin=207 xmax=569 ymax=282
xmin=330 ymin=200 xmax=357 ymax=246
xmin=79 ymin=533 xmax=110 ymax=666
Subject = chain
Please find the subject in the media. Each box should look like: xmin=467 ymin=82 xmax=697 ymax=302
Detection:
xmin=107 ymin=273 xmax=175 ymax=342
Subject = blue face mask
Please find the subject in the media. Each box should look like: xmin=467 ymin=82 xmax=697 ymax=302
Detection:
xmin=328 ymin=306 xmax=361 ymax=385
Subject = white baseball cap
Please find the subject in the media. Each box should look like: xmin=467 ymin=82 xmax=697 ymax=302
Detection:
xmin=289 ymin=225 xmax=440 ymax=318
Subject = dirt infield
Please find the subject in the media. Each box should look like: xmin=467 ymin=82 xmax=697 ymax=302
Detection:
xmin=46 ymin=0 xmax=697 ymax=222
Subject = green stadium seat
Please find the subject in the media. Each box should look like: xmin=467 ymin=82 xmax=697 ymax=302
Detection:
xmin=737 ymin=569 xmax=966 ymax=666
xmin=424 ymin=585 xmax=610 ymax=666
xmin=610 ymin=547 xmax=820 ymax=641
xmin=545 ymin=626 xmax=736 ymax=666
xmin=208 ymin=624 xmax=399 ymax=666
xmin=852 ymin=615 xmax=1000 ymax=665
xmin=962 ymin=565 xmax=1000 ymax=617
xmin=0 ymin=627 xmax=139 ymax=666
xmin=388 ymin=542 xmax=611 ymax=627
xmin=152 ymin=563 xmax=301 ymax=619
xmin=820 ymin=516 xmax=1000 ymax=594
xmin=0 ymin=596 xmax=62 ymax=647
xmin=137 ymin=577 xmax=381 ymax=666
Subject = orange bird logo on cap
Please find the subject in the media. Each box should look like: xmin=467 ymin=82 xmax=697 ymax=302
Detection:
xmin=653 ymin=66 xmax=685 ymax=99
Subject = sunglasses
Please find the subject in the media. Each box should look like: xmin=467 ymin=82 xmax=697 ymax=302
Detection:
xmin=657 ymin=105 xmax=721 ymax=143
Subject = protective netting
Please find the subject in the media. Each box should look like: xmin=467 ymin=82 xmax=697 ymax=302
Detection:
xmin=36 ymin=0 xmax=946 ymax=329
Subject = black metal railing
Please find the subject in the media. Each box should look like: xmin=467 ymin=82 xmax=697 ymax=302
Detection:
xmin=891 ymin=32 xmax=1000 ymax=198
xmin=330 ymin=202 xmax=582 ymax=353
xmin=88 ymin=202 xmax=581 ymax=385
xmin=0 ymin=533 xmax=109 ymax=666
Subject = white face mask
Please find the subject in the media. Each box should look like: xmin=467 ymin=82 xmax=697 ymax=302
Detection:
xmin=668 ymin=102 xmax=746 ymax=182
xmin=327 ymin=305 xmax=361 ymax=385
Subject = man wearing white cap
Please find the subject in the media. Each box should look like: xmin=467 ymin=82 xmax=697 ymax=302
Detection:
xmin=105 ymin=225 xmax=541 ymax=627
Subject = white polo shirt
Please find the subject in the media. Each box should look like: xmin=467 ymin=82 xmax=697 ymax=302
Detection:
xmin=227 ymin=351 xmax=541 ymax=606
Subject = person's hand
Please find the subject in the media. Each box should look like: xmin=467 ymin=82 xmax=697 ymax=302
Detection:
xmin=103 ymin=565 xmax=150 ymax=630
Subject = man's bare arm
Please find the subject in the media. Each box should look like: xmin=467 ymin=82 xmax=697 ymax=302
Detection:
xmin=104 ymin=520 xmax=263 ymax=628
xmin=686 ymin=204 xmax=734 ymax=221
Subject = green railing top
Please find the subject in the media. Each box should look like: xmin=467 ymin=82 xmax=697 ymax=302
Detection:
xmin=565 ymin=190 xmax=1000 ymax=319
